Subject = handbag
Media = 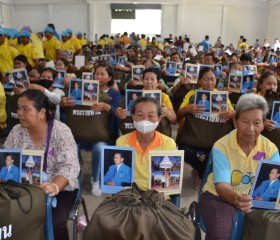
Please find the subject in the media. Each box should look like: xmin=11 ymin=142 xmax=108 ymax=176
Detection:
xmin=0 ymin=180 xmax=46 ymax=240
xmin=243 ymin=209 xmax=280 ymax=240
xmin=83 ymin=182 xmax=195 ymax=240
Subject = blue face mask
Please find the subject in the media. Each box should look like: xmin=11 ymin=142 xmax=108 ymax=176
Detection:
xmin=230 ymin=70 xmax=242 ymax=75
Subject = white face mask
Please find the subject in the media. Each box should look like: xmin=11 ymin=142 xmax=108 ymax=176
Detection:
xmin=133 ymin=120 xmax=159 ymax=134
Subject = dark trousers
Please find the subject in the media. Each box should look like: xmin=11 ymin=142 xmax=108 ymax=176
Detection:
xmin=200 ymin=192 xmax=237 ymax=240
xmin=52 ymin=190 xmax=78 ymax=240
xmin=178 ymin=145 xmax=211 ymax=179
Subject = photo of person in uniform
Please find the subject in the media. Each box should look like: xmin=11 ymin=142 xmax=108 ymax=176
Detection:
xmin=0 ymin=154 xmax=20 ymax=182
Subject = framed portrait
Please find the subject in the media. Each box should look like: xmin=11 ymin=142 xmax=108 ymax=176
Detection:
xmin=268 ymin=53 xmax=277 ymax=64
xmin=175 ymin=62 xmax=183 ymax=75
xmin=10 ymin=68 xmax=29 ymax=90
xmin=250 ymin=160 xmax=280 ymax=210
xmin=68 ymin=78 xmax=83 ymax=105
xmin=228 ymin=74 xmax=243 ymax=93
xmin=142 ymin=90 xmax=162 ymax=105
xmin=149 ymin=150 xmax=184 ymax=195
xmin=125 ymin=89 xmax=142 ymax=116
xmin=241 ymin=74 xmax=254 ymax=93
xmin=63 ymin=50 xmax=74 ymax=62
xmin=0 ymin=149 xmax=22 ymax=183
xmin=82 ymin=80 xmax=99 ymax=106
xmin=194 ymin=90 xmax=211 ymax=117
xmin=214 ymin=64 xmax=223 ymax=79
xmin=21 ymin=150 xmax=44 ymax=185
xmin=228 ymin=61 xmax=233 ymax=69
xmin=131 ymin=65 xmax=145 ymax=84
xmin=3 ymin=72 xmax=14 ymax=90
xmin=118 ymin=56 xmax=127 ymax=66
xmin=243 ymin=65 xmax=257 ymax=74
xmin=90 ymin=56 xmax=99 ymax=65
xmin=185 ymin=64 xmax=198 ymax=84
xmin=101 ymin=146 xmax=135 ymax=194
xmin=52 ymin=70 xmax=66 ymax=89
xmin=110 ymin=54 xmax=117 ymax=66
xmin=165 ymin=61 xmax=176 ymax=76
xmin=82 ymin=72 xmax=94 ymax=81
xmin=271 ymin=101 xmax=280 ymax=128
xmin=210 ymin=91 xmax=228 ymax=117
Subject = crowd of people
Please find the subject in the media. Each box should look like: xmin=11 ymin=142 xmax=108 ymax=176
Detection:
xmin=1 ymin=23 xmax=280 ymax=239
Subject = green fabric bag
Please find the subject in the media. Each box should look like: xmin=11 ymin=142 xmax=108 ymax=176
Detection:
xmin=243 ymin=209 xmax=280 ymax=240
xmin=0 ymin=180 xmax=46 ymax=240
xmin=83 ymin=183 xmax=195 ymax=240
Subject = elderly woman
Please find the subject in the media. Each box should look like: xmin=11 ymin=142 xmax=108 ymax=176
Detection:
xmin=200 ymin=94 xmax=280 ymax=240
xmin=116 ymin=97 xmax=176 ymax=190
xmin=4 ymin=89 xmax=80 ymax=240
xmin=177 ymin=67 xmax=235 ymax=190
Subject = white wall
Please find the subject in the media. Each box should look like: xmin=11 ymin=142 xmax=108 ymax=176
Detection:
xmin=2 ymin=0 xmax=277 ymax=46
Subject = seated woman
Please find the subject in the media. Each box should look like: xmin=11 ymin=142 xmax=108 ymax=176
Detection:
xmin=4 ymin=89 xmax=80 ymax=240
xmin=116 ymin=67 xmax=176 ymax=137
xmin=200 ymin=94 xmax=280 ymax=240
xmin=177 ymin=67 xmax=235 ymax=190
xmin=116 ymin=97 xmax=176 ymax=190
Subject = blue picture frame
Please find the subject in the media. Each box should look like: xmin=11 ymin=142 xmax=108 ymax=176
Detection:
xmin=101 ymin=146 xmax=135 ymax=194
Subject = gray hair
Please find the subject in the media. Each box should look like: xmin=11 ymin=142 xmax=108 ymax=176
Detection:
xmin=235 ymin=93 xmax=268 ymax=121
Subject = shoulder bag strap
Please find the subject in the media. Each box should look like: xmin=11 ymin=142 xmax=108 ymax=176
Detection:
xmin=43 ymin=120 xmax=54 ymax=172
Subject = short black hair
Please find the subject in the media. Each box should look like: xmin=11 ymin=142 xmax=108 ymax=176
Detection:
xmin=143 ymin=67 xmax=162 ymax=81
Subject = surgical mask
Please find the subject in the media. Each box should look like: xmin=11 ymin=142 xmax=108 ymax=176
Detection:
xmin=133 ymin=120 xmax=159 ymax=134
xmin=38 ymin=79 xmax=53 ymax=89
xmin=230 ymin=70 xmax=242 ymax=75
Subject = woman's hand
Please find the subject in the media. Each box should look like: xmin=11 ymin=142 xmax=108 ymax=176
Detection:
xmin=161 ymin=104 xmax=168 ymax=117
xmin=60 ymin=97 xmax=75 ymax=108
xmin=91 ymin=102 xmax=111 ymax=112
xmin=127 ymin=79 xmax=139 ymax=87
xmin=115 ymin=107 xmax=128 ymax=119
xmin=233 ymin=194 xmax=253 ymax=213
xmin=13 ymin=86 xmax=25 ymax=95
xmin=182 ymin=104 xmax=206 ymax=114
xmin=40 ymin=182 xmax=59 ymax=197
xmin=264 ymin=119 xmax=276 ymax=131
xmin=219 ymin=110 xmax=235 ymax=120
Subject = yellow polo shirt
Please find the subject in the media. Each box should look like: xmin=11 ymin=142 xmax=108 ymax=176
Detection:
xmin=0 ymin=42 xmax=18 ymax=74
xmin=69 ymin=37 xmax=81 ymax=52
xmin=17 ymin=42 xmax=39 ymax=68
xmin=60 ymin=40 xmax=75 ymax=52
xmin=116 ymin=131 xmax=176 ymax=190
xmin=203 ymin=129 xmax=280 ymax=196
xmin=30 ymin=33 xmax=44 ymax=58
xmin=43 ymin=36 xmax=60 ymax=60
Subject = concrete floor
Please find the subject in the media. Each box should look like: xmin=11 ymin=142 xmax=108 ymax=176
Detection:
xmin=74 ymin=146 xmax=204 ymax=239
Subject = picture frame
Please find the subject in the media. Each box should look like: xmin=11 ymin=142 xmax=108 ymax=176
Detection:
xmin=228 ymin=74 xmax=243 ymax=93
xmin=210 ymin=91 xmax=228 ymax=117
xmin=0 ymin=149 xmax=22 ymax=183
xmin=21 ymin=150 xmax=44 ymax=185
xmin=82 ymin=80 xmax=99 ymax=106
xmin=214 ymin=64 xmax=223 ymax=79
xmin=142 ymin=90 xmax=162 ymax=105
xmin=176 ymin=62 xmax=183 ymax=75
xmin=243 ymin=65 xmax=257 ymax=74
xmin=241 ymin=74 xmax=254 ymax=93
xmin=185 ymin=64 xmax=198 ymax=84
xmin=90 ymin=56 xmax=99 ymax=65
xmin=194 ymin=90 xmax=211 ymax=117
xmin=68 ymin=78 xmax=83 ymax=105
xmin=52 ymin=70 xmax=66 ymax=89
xmin=82 ymin=72 xmax=94 ymax=81
xmin=268 ymin=53 xmax=277 ymax=64
xmin=3 ymin=72 xmax=14 ymax=90
xmin=125 ymin=89 xmax=142 ymax=116
xmin=250 ymin=160 xmax=280 ymax=210
xmin=101 ymin=146 xmax=135 ymax=194
xmin=271 ymin=101 xmax=280 ymax=128
xmin=149 ymin=150 xmax=184 ymax=195
xmin=75 ymin=55 xmax=85 ymax=70
xmin=63 ymin=50 xmax=74 ymax=62
xmin=10 ymin=68 xmax=29 ymax=90
xmin=165 ymin=61 xmax=176 ymax=76
xmin=110 ymin=54 xmax=117 ymax=66
xmin=198 ymin=64 xmax=214 ymax=75
xmin=118 ymin=56 xmax=127 ymax=66
xmin=131 ymin=65 xmax=145 ymax=84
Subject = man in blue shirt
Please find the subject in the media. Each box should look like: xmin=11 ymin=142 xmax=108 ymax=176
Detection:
xmin=104 ymin=153 xmax=131 ymax=186
xmin=200 ymin=35 xmax=210 ymax=52
xmin=0 ymin=154 xmax=20 ymax=182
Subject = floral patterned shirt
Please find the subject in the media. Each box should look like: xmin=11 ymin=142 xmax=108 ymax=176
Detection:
xmin=4 ymin=120 xmax=80 ymax=191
